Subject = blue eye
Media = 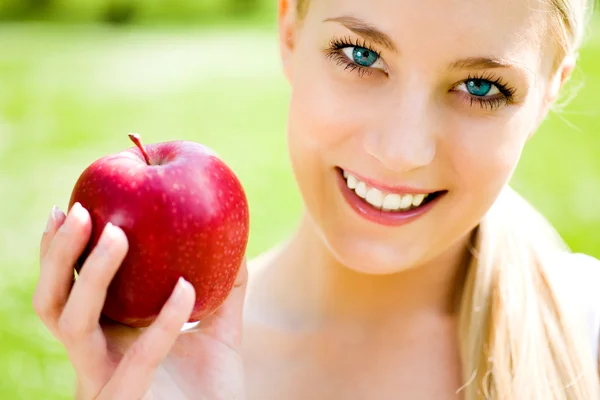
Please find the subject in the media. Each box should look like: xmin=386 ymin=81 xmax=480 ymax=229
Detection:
xmin=352 ymin=46 xmax=379 ymax=67
xmin=454 ymin=75 xmax=515 ymax=110
xmin=464 ymin=79 xmax=499 ymax=97
xmin=342 ymin=46 xmax=381 ymax=68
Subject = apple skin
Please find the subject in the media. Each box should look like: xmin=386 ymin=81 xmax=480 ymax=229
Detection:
xmin=68 ymin=139 xmax=249 ymax=328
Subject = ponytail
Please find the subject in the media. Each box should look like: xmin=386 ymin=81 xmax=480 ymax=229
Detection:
xmin=458 ymin=187 xmax=599 ymax=399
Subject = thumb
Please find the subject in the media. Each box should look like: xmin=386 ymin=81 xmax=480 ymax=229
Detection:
xmin=187 ymin=257 xmax=249 ymax=350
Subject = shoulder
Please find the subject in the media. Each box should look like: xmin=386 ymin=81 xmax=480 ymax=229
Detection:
xmin=244 ymin=243 xmax=287 ymax=318
xmin=247 ymin=244 xmax=284 ymax=282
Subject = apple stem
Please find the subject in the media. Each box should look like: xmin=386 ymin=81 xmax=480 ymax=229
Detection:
xmin=128 ymin=133 xmax=152 ymax=165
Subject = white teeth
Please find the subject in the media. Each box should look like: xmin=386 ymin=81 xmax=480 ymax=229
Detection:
xmin=346 ymin=174 xmax=357 ymax=189
xmin=382 ymin=194 xmax=402 ymax=210
xmin=355 ymin=181 xmax=368 ymax=198
xmin=412 ymin=194 xmax=426 ymax=207
xmin=342 ymin=170 xmax=432 ymax=212
xmin=365 ymin=188 xmax=384 ymax=208
xmin=400 ymin=194 xmax=413 ymax=210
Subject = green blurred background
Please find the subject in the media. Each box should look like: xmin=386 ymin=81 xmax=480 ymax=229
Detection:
xmin=0 ymin=1 xmax=598 ymax=399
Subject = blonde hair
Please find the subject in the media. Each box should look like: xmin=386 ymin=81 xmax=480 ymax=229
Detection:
xmin=296 ymin=0 xmax=599 ymax=398
xmin=460 ymin=187 xmax=599 ymax=399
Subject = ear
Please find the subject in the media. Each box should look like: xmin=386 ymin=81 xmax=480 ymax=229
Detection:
xmin=547 ymin=55 xmax=576 ymax=104
xmin=278 ymin=0 xmax=298 ymax=83
xmin=531 ymin=55 xmax=576 ymax=137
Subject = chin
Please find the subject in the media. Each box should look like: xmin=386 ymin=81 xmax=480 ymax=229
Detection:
xmin=317 ymin=225 xmax=432 ymax=275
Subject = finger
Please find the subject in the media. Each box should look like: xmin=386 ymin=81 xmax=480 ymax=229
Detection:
xmin=195 ymin=257 xmax=248 ymax=350
xmin=58 ymin=222 xmax=128 ymax=348
xmin=33 ymin=203 xmax=92 ymax=335
xmin=97 ymin=277 xmax=195 ymax=400
xmin=40 ymin=205 xmax=67 ymax=264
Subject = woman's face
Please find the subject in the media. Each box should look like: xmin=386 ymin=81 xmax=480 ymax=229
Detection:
xmin=279 ymin=0 xmax=569 ymax=274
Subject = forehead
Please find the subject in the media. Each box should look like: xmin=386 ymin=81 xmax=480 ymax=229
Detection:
xmin=308 ymin=0 xmax=549 ymax=73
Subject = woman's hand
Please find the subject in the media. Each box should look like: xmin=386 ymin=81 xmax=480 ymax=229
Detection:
xmin=33 ymin=203 xmax=248 ymax=400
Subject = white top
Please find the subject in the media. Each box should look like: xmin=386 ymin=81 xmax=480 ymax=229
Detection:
xmin=553 ymin=252 xmax=600 ymax=364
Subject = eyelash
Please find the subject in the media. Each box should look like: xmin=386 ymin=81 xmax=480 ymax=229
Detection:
xmin=324 ymin=36 xmax=517 ymax=111
xmin=460 ymin=72 xmax=517 ymax=111
xmin=325 ymin=36 xmax=381 ymax=78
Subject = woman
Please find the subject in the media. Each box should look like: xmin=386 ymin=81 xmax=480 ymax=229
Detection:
xmin=33 ymin=0 xmax=600 ymax=398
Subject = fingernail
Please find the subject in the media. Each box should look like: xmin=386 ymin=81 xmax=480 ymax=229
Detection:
xmin=97 ymin=222 xmax=115 ymax=250
xmin=63 ymin=203 xmax=84 ymax=232
xmin=44 ymin=205 xmax=60 ymax=233
xmin=173 ymin=277 xmax=190 ymax=301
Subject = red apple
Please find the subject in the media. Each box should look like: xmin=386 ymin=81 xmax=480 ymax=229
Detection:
xmin=68 ymin=133 xmax=250 ymax=328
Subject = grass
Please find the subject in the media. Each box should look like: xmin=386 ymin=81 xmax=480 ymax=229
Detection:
xmin=0 ymin=20 xmax=599 ymax=399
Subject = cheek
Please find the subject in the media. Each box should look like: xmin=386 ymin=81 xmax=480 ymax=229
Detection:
xmin=446 ymin=81 xmax=545 ymax=190
xmin=444 ymin=113 xmax=532 ymax=200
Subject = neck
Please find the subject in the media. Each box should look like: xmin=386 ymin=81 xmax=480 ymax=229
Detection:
xmin=248 ymin=212 xmax=474 ymax=330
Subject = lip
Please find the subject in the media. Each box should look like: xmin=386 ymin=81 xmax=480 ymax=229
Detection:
xmin=340 ymin=168 xmax=439 ymax=195
xmin=336 ymin=168 xmax=445 ymax=227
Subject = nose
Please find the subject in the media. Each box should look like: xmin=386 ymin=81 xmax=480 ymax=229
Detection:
xmin=363 ymin=95 xmax=437 ymax=173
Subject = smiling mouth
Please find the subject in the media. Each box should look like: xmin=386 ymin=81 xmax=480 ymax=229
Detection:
xmin=338 ymin=167 xmax=445 ymax=213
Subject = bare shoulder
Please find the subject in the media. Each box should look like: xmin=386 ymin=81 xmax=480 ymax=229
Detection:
xmin=247 ymin=238 xmax=288 ymax=272
xmin=243 ymin=242 xmax=287 ymax=318
xmin=246 ymin=244 xmax=283 ymax=290
xmin=247 ymin=249 xmax=277 ymax=273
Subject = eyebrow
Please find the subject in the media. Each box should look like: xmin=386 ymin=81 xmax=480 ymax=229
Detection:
xmin=449 ymin=57 xmax=522 ymax=71
xmin=323 ymin=16 xmax=397 ymax=52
